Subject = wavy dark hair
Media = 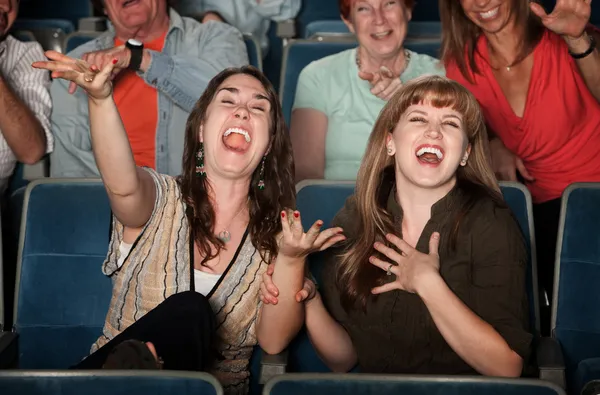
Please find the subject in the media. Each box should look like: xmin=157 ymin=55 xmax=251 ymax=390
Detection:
xmin=439 ymin=0 xmax=544 ymax=83
xmin=178 ymin=66 xmax=295 ymax=264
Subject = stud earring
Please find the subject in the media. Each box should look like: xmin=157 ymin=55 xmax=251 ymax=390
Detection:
xmin=195 ymin=143 xmax=206 ymax=177
xmin=257 ymin=156 xmax=266 ymax=190
xmin=460 ymin=155 xmax=468 ymax=166
xmin=387 ymin=147 xmax=393 ymax=155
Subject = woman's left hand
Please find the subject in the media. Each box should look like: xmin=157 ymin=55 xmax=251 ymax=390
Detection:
xmin=530 ymin=0 xmax=591 ymax=39
xmin=359 ymin=66 xmax=402 ymax=101
xmin=368 ymin=232 xmax=441 ymax=294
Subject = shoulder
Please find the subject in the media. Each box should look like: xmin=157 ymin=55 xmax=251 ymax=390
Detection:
xmin=331 ymin=194 xmax=361 ymax=240
xmin=407 ymin=50 xmax=446 ymax=76
xmin=300 ymin=48 xmax=354 ymax=79
xmin=178 ymin=15 xmax=244 ymax=42
xmin=5 ymin=35 xmax=44 ymax=61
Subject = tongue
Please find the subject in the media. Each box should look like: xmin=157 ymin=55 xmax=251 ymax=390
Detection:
xmin=223 ymin=133 xmax=250 ymax=152
xmin=418 ymin=153 xmax=440 ymax=163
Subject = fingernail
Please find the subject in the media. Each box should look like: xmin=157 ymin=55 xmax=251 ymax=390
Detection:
xmin=374 ymin=242 xmax=380 ymax=248
xmin=316 ymin=220 xmax=323 ymax=226
xmin=112 ymin=58 xmax=118 ymax=64
xmin=294 ymin=211 xmax=299 ymax=218
xmin=281 ymin=211 xmax=285 ymax=218
xmin=433 ymin=232 xmax=440 ymax=239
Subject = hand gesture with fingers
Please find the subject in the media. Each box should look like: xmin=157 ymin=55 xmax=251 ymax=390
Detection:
xmin=369 ymin=232 xmax=441 ymax=295
xmin=32 ymin=50 xmax=117 ymax=101
xmin=530 ymin=0 xmax=591 ymax=39
xmin=359 ymin=66 xmax=403 ymax=101
xmin=260 ymin=263 xmax=318 ymax=305
xmin=278 ymin=210 xmax=345 ymax=259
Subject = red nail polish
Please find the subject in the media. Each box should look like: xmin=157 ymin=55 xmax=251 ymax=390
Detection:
xmin=281 ymin=211 xmax=285 ymax=218
xmin=294 ymin=212 xmax=299 ymax=218
xmin=112 ymin=58 xmax=118 ymax=64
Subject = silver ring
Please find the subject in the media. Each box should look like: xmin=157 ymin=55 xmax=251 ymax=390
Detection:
xmin=386 ymin=263 xmax=393 ymax=276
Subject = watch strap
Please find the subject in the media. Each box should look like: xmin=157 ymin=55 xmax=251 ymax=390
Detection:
xmin=126 ymin=40 xmax=143 ymax=71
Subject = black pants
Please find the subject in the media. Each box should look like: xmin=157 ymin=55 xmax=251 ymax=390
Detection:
xmin=73 ymin=291 xmax=216 ymax=371
xmin=532 ymin=198 xmax=561 ymax=336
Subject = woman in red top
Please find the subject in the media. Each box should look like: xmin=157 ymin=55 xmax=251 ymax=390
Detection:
xmin=440 ymin=0 xmax=600 ymax=333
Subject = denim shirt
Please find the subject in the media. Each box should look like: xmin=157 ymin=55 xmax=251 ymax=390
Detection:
xmin=174 ymin=0 xmax=301 ymax=54
xmin=50 ymin=9 xmax=249 ymax=178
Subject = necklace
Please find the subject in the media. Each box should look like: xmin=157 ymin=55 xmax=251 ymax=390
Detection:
xmin=355 ymin=47 xmax=411 ymax=76
xmin=216 ymin=202 xmax=247 ymax=243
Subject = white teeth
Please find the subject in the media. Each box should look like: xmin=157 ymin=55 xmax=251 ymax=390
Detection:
xmin=223 ymin=127 xmax=251 ymax=142
xmin=416 ymin=147 xmax=443 ymax=160
xmin=373 ymin=31 xmax=391 ymax=38
xmin=480 ymin=7 xmax=498 ymax=19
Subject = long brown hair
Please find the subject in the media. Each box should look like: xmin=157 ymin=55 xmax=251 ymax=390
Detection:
xmin=179 ymin=66 xmax=295 ymax=264
xmin=337 ymin=75 xmax=504 ymax=310
xmin=439 ymin=0 xmax=544 ymax=83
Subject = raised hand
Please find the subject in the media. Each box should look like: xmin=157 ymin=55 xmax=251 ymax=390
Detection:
xmin=369 ymin=232 xmax=441 ymax=295
xmin=277 ymin=210 xmax=345 ymax=260
xmin=32 ymin=50 xmax=117 ymax=101
xmin=259 ymin=263 xmax=317 ymax=305
xmin=359 ymin=66 xmax=403 ymax=101
xmin=530 ymin=0 xmax=591 ymax=39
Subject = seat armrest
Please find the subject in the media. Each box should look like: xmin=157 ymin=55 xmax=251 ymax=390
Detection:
xmin=0 ymin=331 xmax=18 ymax=369
xmin=276 ymin=20 xmax=296 ymax=39
xmin=537 ymin=337 xmax=566 ymax=389
xmin=259 ymin=349 xmax=288 ymax=384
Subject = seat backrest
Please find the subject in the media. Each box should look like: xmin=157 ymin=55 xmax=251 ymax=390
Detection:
xmin=64 ymin=31 xmax=101 ymax=53
xmin=280 ymin=38 xmax=441 ymax=125
xmin=295 ymin=0 xmax=341 ymax=38
xmin=499 ymin=182 xmax=540 ymax=336
xmin=14 ymin=179 xmax=113 ymax=368
xmin=296 ymin=181 xmax=540 ymax=334
xmin=18 ymin=0 xmax=92 ymax=26
xmin=0 ymin=371 xmax=223 ymax=395
xmin=265 ymin=374 xmax=566 ymax=395
xmin=13 ymin=18 xmax=75 ymax=35
xmin=11 ymin=30 xmax=36 ymax=42
xmin=552 ymin=183 xmax=600 ymax=378
xmin=243 ymin=34 xmax=263 ymax=70
xmin=305 ymin=20 xmax=441 ymax=39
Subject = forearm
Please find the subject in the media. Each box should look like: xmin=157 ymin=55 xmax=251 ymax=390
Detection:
xmin=257 ymin=256 xmax=306 ymax=354
xmin=305 ymin=294 xmax=357 ymax=372
xmin=566 ymin=31 xmax=600 ymax=101
xmin=0 ymin=78 xmax=46 ymax=164
xmin=418 ymin=274 xmax=523 ymax=377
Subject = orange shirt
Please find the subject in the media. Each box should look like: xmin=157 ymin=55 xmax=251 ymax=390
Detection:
xmin=113 ymin=32 xmax=167 ymax=169
xmin=446 ymin=30 xmax=600 ymax=203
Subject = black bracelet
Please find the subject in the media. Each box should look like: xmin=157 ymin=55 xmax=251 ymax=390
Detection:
xmin=569 ymin=33 xmax=596 ymax=59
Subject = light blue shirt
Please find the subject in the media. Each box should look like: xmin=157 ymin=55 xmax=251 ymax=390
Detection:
xmin=293 ymin=48 xmax=445 ymax=181
xmin=174 ymin=0 xmax=301 ymax=55
xmin=50 ymin=9 xmax=249 ymax=178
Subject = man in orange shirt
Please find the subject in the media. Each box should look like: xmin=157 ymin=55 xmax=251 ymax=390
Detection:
xmin=50 ymin=0 xmax=249 ymax=177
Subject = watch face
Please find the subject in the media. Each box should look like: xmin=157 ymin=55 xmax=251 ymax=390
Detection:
xmin=128 ymin=39 xmax=143 ymax=47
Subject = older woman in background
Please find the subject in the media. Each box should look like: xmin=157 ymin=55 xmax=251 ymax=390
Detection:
xmin=440 ymin=0 xmax=600 ymax=328
xmin=291 ymin=0 xmax=445 ymax=182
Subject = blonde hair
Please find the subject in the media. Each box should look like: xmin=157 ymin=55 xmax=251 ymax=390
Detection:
xmin=337 ymin=75 xmax=503 ymax=310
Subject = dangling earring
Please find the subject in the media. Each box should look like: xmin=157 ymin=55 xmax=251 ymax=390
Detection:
xmin=195 ymin=143 xmax=206 ymax=177
xmin=257 ymin=156 xmax=266 ymax=190
xmin=387 ymin=146 xmax=393 ymax=155
xmin=460 ymin=155 xmax=468 ymax=166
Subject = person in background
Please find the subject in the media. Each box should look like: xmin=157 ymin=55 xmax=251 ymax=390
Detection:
xmin=262 ymin=76 xmax=532 ymax=377
xmin=0 ymin=0 xmax=52 ymax=192
xmin=290 ymin=0 xmax=444 ymax=183
xmin=440 ymin=0 xmax=600 ymax=326
xmin=50 ymin=0 xmax=248 ymax=178
xmin=174 ymin=0 xmax=301 ymax=56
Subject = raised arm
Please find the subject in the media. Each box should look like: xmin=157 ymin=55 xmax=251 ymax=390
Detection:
xmin=33 ymin=51 xmax=156 ymax=228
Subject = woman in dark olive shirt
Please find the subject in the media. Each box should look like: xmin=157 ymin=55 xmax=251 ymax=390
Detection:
xmin=261 ymin=75 xmax=532 ymax=377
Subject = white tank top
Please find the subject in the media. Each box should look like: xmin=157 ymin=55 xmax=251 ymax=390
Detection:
xmin=117 ymin=242 xmax=222 ymax=296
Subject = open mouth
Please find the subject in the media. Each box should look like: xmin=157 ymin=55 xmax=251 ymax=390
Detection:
xmin=479 ymin=6 xmax=499 ymax=20
xmin=415 ymin=145 xmax=444 ymax=165
xmin=222 ymin=127 xmax=252 ymax=153
xmin=123 ymin=0 xmax=140 ymax=8
xmin=371 ymin=30 xmax=392 ymax=40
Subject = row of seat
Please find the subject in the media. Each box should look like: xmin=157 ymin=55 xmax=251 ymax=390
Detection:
xmin=1 ymin=179 xmax=599 ymax=393
xmin=0 ymin=370 xmax=568 ymax=395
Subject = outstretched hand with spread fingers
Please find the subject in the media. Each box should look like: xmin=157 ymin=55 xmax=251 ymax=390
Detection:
xmin=369 ymin=232 xmax=441 ymax=295
xmin=530 ymin=0 xmax=591 ymax=39
xmin=277 ymin=209 xmax=345 ymax=260
xmin=260 ymin=263 xmax=318 ymax=305
xmin=32 ymin=50 xmax=119 ymax=101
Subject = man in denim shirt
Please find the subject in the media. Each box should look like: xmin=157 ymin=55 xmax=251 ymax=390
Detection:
xmin=50 ymin=0 xmax=248 ymax=177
